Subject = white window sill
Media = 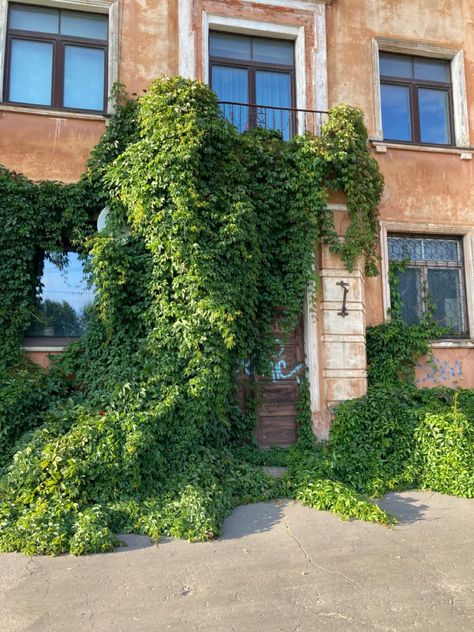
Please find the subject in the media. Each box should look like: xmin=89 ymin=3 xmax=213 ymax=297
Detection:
xmin=371 ymin=140 xmax=472 ymax=160
xmin=0 ymin=103 xmax=108 ymax=121
xmin=431 ymin=340 xmax=474 ymax=349
xmin=23 ymin=346 xmax=65 ymax=352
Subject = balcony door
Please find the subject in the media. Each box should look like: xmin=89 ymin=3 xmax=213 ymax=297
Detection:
xmin=209 ymin=31 xmax=295 ymax=140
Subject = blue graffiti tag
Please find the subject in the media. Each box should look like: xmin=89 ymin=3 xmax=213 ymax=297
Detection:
xmin=415 ymin=358 xmax=463 ymax=386
xmin=271 ymin=343 xmax=305 ymax=384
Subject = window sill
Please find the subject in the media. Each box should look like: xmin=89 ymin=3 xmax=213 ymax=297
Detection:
xmin=431 ymin=340 xmax=474 ymax=349
xmin=23 ymin=345 xmax=66 ymax=352
xmin=0 ymin=103 xmax=108 ymax=122
xmin=371 ymin=140 xmax=472 ymax=160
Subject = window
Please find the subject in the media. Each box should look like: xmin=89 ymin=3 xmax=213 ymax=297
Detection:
xmin=380 ymin=53 xmax=453 ymax=145
xmin=388 ymin=235 xmax=468 ymax=337
xmin=25 ymin=252 xmax=94 ymax=345
xmin=4 ymin=3 xmax=108 ymax=112
xmin=209 ymin=31 xmax=295 ymax=139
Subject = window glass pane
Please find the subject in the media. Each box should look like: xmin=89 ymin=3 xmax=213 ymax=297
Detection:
xmin=395 ymin=267 xmax=423 ymax=325
xmin=428 ymin=268 xmax=464 ymax=334
xmin=381 ymin=84 xmax=412 ymax=141
xmin=26 ymin=253 xmax=94 ymax=338
xmin=9 ymin=39 xmax=53 ymax=105
xmin=422 ymin=238 xmax=459 ymax=262
xmin=60 ymin=10 xmax=108 ymax=40
xmin=256 ymin=70 xmax=292 ymax=140
xmin=414 ymin=58 xmax=450 ymax=82
xmin=418 ymin=88 xmax=451 ymax=144
xmin=9 ymin=5 xmax=59 ymax=34
xmin=209 ymin=32 xmax=251 ymax=61
xmin=253 ymin=38 xmax=293 ymax=65
xmin=211 ymin=65 xmax=249 ymax=132
xmin=388 ymin=237 xmax=423 ymax=261
xmin=63 ymin=46 xmax=105 ymax=110
xmin=380 ymin=54 xmax=413 ymax=78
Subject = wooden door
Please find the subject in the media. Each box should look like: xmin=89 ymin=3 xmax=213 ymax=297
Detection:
xmin=255 ymin=315 xmax=305 ymax=448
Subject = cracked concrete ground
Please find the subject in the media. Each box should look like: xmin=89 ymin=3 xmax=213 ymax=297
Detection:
xmin=1 ymin=491 xmax=473 ymax=632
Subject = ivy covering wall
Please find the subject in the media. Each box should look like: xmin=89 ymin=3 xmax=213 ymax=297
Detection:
xmin=1 ymin=77 xmax=472 ymax=556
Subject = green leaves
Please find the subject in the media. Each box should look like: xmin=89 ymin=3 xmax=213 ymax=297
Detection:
xmin=0 ymin=77 xmax=387 ymax=555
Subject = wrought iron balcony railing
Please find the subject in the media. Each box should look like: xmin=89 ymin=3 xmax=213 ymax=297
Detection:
xmin=218 ymin=101 xmax=328 ymax=139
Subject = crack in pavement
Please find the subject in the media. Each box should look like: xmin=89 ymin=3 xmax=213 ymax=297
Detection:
xmin=283 ymin=515 xmax=362 ymax=589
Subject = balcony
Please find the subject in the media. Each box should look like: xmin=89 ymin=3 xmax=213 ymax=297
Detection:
xmin=218 ymin=101 xmax=328 ymax=140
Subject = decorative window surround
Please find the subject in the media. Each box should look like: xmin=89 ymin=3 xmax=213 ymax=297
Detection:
xmin=203 ymin=15 xmax=306 ymax=112
xmin=0 ymin=0 xmax=120 ymax=114
xmin=380 ymin=220 xmax=474 ymax=342
xmin=372 ymin=38 xmax=469 ymax=148
xmin=179 ymin=0 xmax=329 ymax=112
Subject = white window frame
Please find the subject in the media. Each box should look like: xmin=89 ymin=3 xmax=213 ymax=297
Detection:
xmin=0 ymin=0 xmax=119 ymax=115
xmin=178 ymin=0 xmax=329 ymax=113
xmin=380 ymin=220 xmax=474 ymax=343
xmin=372 ymin=38 xmax=470 ymax=148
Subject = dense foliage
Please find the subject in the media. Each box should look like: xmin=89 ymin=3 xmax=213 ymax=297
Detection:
xmin=0 ymin=76 xmax=472 ymax=557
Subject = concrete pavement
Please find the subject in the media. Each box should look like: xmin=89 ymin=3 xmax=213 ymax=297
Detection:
xmin=1 ymin=491 xmax=473 ymax=632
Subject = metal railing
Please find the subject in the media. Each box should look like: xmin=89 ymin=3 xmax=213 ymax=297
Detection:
xmin=218 ymin=101 xmax=328 ymax=139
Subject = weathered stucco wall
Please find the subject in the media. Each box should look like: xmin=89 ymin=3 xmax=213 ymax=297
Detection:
xmin=0 ymin=0 xmax=178 ymax=182
xmin=327 ymin=0 xmax=474 ymax=387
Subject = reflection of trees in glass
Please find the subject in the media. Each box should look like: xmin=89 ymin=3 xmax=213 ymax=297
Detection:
xmin=27 ymin=299 xmax=86 ymax=337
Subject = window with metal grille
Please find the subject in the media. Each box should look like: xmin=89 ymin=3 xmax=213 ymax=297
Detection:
xmin=388 ymin=235 xmax=468 ymax=337
xmin=4 ymin=3 xmax=108 ymax=112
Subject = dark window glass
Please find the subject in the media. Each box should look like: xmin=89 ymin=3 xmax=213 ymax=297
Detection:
xmin=380 ymin=53 xmax=453 ymax=145
xmin=9 ymin=39 xmax=53 ymax=105
xmin=256 ymin=70 xmax=292 ymax=140
xmin=60 ymin=10 xmax=108 ymax=39
xmin=64 ymin=46 xmax=105 ymax=110
xmin=380 ymin=54 xmax=413 ymax=79
xmin=209 ymin=31 xmax=295 ymax=138
xmin=9 ymin=4 xmax=58 ymax=33
xmin=5 ymin=3 xmax=107 ymax=112
xmin=209 ymin=32 xmax=251 ymax=61
xmin=25 ymin=253 xmax=94 ymax=339
xmin=388 ymin=235 xmax=467 ymax=337
xmin=253 ymin=38 xmax=293 ymax=65
xmin=397 ymin=267 xmax=422 ymax=326
xmin=414 ymin=58 xmax=450 ymax=82
xmin=418 ymin=88 xmax=451 ymax=144
xmin=381 ymin=84 xmax=412 ymax=142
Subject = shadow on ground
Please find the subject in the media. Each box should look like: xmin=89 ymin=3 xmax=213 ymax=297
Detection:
xmin=378 ymin=491 xmax=431 ymax=524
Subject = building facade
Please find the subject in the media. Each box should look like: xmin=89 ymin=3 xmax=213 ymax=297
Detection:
xmin=1 ymin=0 xmax=474 ymax=444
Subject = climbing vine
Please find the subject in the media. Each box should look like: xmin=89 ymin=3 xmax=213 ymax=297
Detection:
xmin=6 ymin=76 xmax=458 ymax=556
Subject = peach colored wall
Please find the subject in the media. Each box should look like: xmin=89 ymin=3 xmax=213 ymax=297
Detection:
xmin=416 ymin=348 xmax=474 ymax=389
xmin=27 ymin=351 xmax=60 ymax=370
xmin=327 ymin=0 xmax=474 ymax=383
xmin=0 ymin=0 xmax=179 ymax=182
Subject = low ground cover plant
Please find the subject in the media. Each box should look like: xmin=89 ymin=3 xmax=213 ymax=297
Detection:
xmin=0 ymin=77 xmax=472 ymax=555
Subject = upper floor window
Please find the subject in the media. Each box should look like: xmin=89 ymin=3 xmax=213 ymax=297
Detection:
xmin=388 ymin=235 xmax=468 ymax=337
xmin=4 ymin=3 xmax=108 ymax=112
xmin=380 ymin=53 xmax=453 ymax=146
xmin=209 ymin=31 xmax=295 ymax=140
